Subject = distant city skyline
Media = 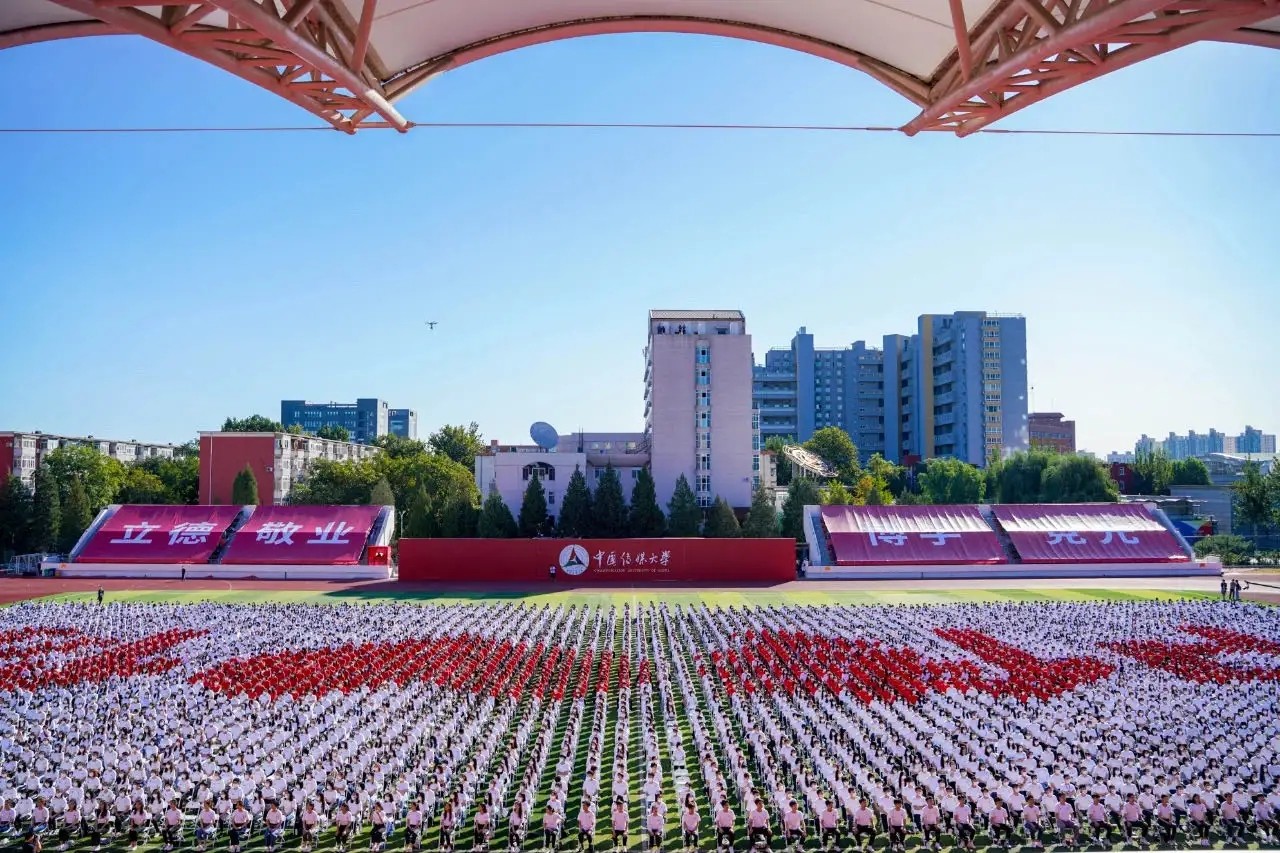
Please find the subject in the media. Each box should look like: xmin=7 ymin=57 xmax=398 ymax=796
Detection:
xmin=2 ymin=36 xmax=1276 ymax=458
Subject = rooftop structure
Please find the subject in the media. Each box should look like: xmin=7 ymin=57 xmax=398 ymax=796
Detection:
xmin=2 ymin=4 xmax=1274 ymax=134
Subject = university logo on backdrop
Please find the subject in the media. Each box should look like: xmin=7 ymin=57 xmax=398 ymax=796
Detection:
xmin=558 ymin=544 xmax=590 ymax=576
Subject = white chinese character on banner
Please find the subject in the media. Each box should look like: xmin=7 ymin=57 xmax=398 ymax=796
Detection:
xmin=168 ymin=522 xmax=216 ymax=546
xmin=308 ymin=521 xmax=354 ymax=545
xmin=594 ymin=550 xmax=605 ymax=563
xmin=659 ymin=551 xmax=671 ymax=566
xmin=920 ymin=533 xmax=961 ymax=546
xmin=648 ymin=553 xmax=659 ymax=565
xmin=621 ymin=552 xmax=633 ymax=566
xmin=607 ymin=552 xmax=618 ymax=567
xmin=109 ymin=522 xmax=160 ymax=545
xmin=1047 ymin=531 xmax=1087 ymax=545
xmin=868 ymin=532 xmax=907 ymax=546
xmin=1100 ymin=531 xmax=1140 ymax=545
xmin=256 ymin=522 xmax=302 ymax=545
xmin=636 ymin=553 xmax=648 ymax=566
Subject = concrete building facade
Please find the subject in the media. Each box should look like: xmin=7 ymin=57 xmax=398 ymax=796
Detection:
xmin=474 ymin=432 xmax=649 ymax=525
xmin=280 ymin=398 xmax=397 ymax=444
xmin=0 ymin=431 xmax=178 ymax=489
xmin=388 ymin=408 xmax=418 ymax=440
xmin=198 ymin=431 xmax=379 ymax=505
xmin=1028 ymin=412 xmax=1077 ymax=453
xmin=754 ymin=312 xmax=1029 ymax=467
xmin=646 ymin=310 xmax=757 ymax=510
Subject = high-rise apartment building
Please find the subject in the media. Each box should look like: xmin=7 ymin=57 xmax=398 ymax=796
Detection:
xmin=645 ymin=310 xmax=757 ymax=509
xmin=1132 ymin=426 xmax=1275 ymax=459
xmin=753 ymin=312 xmax=1029 ymax=467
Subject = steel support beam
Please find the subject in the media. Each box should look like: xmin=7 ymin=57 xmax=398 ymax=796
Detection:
xmin=209 ymin=0 xmax=404 ymax=129
xmin=904 ymin=0 xmax=1280 ymax=136
xmin=0 ymin=20 xmax=122 ymax=50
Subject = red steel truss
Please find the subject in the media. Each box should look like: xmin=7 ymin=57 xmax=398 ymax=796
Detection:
xmin=909 ymin=0 xmax=1280 ymax=136
xmin=43 ymin=0 xmax=407 ymax=133
xmin=9 ymin=0 xmax=1279 ymax=134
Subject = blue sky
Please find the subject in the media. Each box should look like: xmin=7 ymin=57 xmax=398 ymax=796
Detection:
xmin=1 ymin=31 xmax=1277 ymax=457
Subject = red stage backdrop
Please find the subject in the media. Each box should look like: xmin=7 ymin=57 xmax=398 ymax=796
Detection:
xmin=398 ymin=538 xmax=796 ymax=584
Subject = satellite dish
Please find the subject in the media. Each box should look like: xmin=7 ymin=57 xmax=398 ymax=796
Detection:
xmin=530 ymin=422 xmax=560 ymax=451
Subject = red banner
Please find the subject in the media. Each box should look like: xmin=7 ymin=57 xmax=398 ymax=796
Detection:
xmin=221 ymin=505 xmax=381 ymax=565
xmin=993 ymin=503 xmax=1189 ymax=563
xmin=398 ymin=538 xmax=796 ymax=584
xmin=819 ymin=505 xmax=1005 ymax=565
xmin=77 ymin=505 xmax=242 ymax=564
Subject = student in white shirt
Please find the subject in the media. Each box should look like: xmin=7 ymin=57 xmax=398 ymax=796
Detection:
xmin=852 ymin=798 xmax=876 ymax=851
xmin=782 ymin=800 xmax=806 ymax=850
xmin=404 ymin=801 xmax=423 ymax=851
xmin=333 ymin=804 xmax=353 ymax=853
xmin=819 ymin=799 xmax=842 ymax=850
xmin=645 ymin=802 xmax=663 ymax=851
xmin=263 ymin=803 xmax=284 ymax=853
xmin=1021 ymin=798 xmax=1043 ymax=849
xmin=680 ymin=802 xmax=699 ymax=851
xmin=713 ymin=799 xmax=735 ymax=850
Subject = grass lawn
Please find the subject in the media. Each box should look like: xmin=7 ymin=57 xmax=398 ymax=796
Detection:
xmin=34 ymin=587 xmax=1214 ymax=607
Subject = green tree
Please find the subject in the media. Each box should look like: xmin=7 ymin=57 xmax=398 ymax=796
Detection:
xmin=285 ymin=424 xmax=306 ymax=435
xmin=1131 ymin=449 xmax=1175 ymax=496
xmin=666 ymin=474 xmax=702 ymax=537
xmin=288 ymin=459 xmax=379 ymax=505
xmin=988 ymin=450 xmax=1054 ymax=503
xmin=222 ymin=415 xmax=283 ymax=433
xmin=401 ymin=487 xmax=438 ymax=538
xmin=590 ymin=464 xmax=628 ymax=538
xmin=136 ymin=454 xmax=200 ymax=505
xmin=316 ymin=424 xmax=351 ymax=442
xmin=116 ymin=466 xmax=169 ymax=504
xmin=59 ymin=478 xmax=94 ymax=555
xmin=518 ymin=472 xmax=549 ymax=537
xmin=428 ymin=422 xmax=485 ymax=468
xmin=1171 ymin=457 xmax=1212 ymax=487
xmin=42 ymin=445 xmax=126 ymax=514
xmin=919 ymin=457 xmax=985 ymax=504
xmin=627 ymin=468 xmax=666 ymax=537
xmin=477 ymin=488 xmax=518 ymax=538
xmin=866 ymin=453 xmax=906 ymax=501
xmin=741 ymin=486 xmax=779 ymax=537
xmin=31 ymin=466 xmax=60 ymax=552
xmin=853 ymin=473 xmax=893 ymax=506
xmin=803 ymin=427 xmax=861 ymax=481
xmin=231 ymin=465 xmax=260 ymax=505
xmin=764 ymin=437 xmax=794 ymax=487
xmin=373 ymin=434 xmax=431 ymax=459
xmin=0 ymin=477 xmax=35 ymax=555
xmin=780 ymin=477 xmax=820 ymax=541
xmin=557 ymin=468 xmax=593 ymax=537
xmin=702 ymin=497 xmax=741 ymax=537
xmin=439 ymin=494 xmax=480 ymax=538
xmin=1040 ymin=455 xmax=1119 ymax=503
xmin=1232 ymin=462 xmax=1276 ymax=537
xmin=1193 ymin=534 xmax=1254 ymax=565
xmin=820 ymin=480 xmax=855 ymax=506
xmin=370 ymin=477 xmax=396 ymax=507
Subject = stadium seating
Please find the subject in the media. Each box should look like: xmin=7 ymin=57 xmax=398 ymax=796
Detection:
xmin=51 ymin=504 xmax=393 ymax=580
xmin=811 ymin=502 xmax=1209 ymax=579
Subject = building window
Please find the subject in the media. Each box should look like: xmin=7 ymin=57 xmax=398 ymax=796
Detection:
xmin=547 ymin=491 xmax=556 ymax=505
xmin=697 ymin=433 xmax=712 ymax=450
xmin=697 ymin=495 xmax=713 ymax=508
xmin=696 ymin=368 xmax=710 ymax=386
xmin=697 ymin=412 xmax=711 ymax=428
xmin=752 ymin=455 xmax=760 ymax=472
xmin=696 ymin=390 xmax=710 ymax=408
xmin=697 ymin=453 xmax=711 ymax=471
xmin=631 ymin=469 xmax=640 ymax=480
xmin=696 ymin=344 xmax=710 ymax=364
xmin=695 ymin=475 xmax=711 ymax=493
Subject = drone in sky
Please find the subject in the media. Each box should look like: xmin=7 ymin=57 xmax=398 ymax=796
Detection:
xmin=425 ymin=321 xmax=438 ymax=330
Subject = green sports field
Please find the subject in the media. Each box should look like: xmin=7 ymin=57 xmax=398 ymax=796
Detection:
xmin=35 ymin=586 xmax=1214 ymax=607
